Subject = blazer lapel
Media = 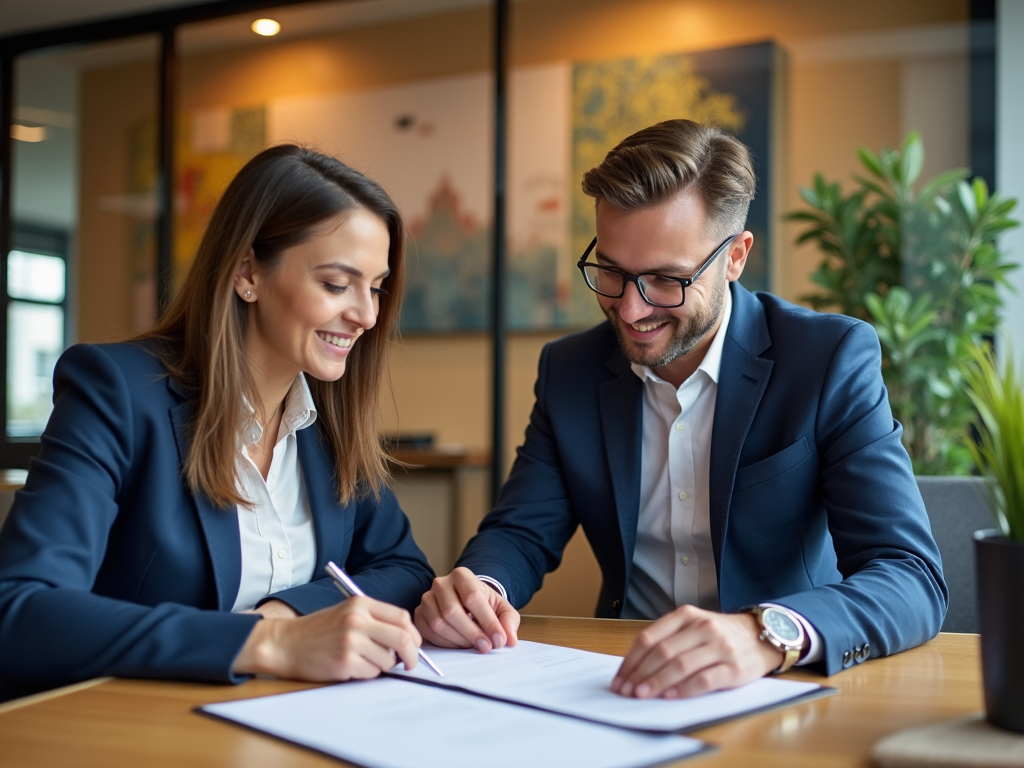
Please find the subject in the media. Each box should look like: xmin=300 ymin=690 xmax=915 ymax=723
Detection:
xmin=297 ymin=427 xmax=352 ymax=572
xmin=167 ymin=380 xmax=242 ymax=611
xmin=598 ymin=349 xmax=644 ymax=573
xmin=709 ymin=285 xmax=773 ymax=577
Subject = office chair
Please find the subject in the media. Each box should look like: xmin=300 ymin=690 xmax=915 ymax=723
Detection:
xmin=917 ymin=476 xmax=994 ymax=634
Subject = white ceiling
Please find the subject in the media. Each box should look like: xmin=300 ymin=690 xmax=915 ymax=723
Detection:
xmin=0 ymin=0 xmax=490 ymax=40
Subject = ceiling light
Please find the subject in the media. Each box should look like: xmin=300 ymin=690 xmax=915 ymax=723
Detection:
xmin=11 ymin=125 xmax=46 ymax=143
xmin=251 ymin=18 xmax=281 ymax=36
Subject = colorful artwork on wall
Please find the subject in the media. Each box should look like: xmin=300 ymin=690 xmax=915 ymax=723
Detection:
xmin=168 ymin=42 xmax=780 ymax=333
xmin=568 ymin=42 xmax=780 ymax=326
xmin=175 ymin=106 xmax=266 ymax=279
xmin=266 ymin=65 xmax=571 ymax=333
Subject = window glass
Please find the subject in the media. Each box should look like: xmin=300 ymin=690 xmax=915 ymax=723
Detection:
xmin=7 ymin=250 xmax=66 ymax=303
xmin=6 ymin=302 xmax=64 ymax=437
xmin=8 ymin=35 xmax=158 ymax=442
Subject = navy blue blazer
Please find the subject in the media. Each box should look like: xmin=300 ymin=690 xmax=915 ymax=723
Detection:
xmin=0 ymin=342 xmax=433 ymax=690
xmin=458 ymin=283 xmax=947 ymax=676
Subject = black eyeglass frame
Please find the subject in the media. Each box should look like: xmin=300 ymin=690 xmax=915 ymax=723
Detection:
xmin=576 ymin=233 xmax=740 ymax=308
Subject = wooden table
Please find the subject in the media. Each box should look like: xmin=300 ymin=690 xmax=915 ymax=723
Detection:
xmin=0 ymin=617 xmax=984 ymax=767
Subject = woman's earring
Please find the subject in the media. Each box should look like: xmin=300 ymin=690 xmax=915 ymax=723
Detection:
xmin=245 ymin=290 xmax=252 ymax=300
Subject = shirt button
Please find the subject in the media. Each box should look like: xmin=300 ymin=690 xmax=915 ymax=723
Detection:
xmin=680 ymin=554 xmax=690 ymax=566
xmin=675 ymin=422 xmax=685 ymax=432
xmin=678 ymin=490 xmax=688 ymax=500
xmin=277 ymin=548 xmax=285 ymax=559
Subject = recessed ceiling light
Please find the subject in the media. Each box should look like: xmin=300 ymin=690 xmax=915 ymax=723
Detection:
xmin=251 ymin=18 xmax=281 ymax=36
xmin=11 ymin=125 xmax=46 ymax=143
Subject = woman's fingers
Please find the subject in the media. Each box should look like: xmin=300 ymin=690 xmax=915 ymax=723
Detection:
xmin=235 ymin=594 xmax=423 ymax=682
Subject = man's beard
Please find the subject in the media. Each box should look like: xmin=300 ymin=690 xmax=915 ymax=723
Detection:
xmin=603 ymin=278 xmax=726 ymax=370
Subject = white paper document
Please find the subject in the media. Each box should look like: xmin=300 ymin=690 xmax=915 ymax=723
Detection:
xmin=202 ymin=678 xmax=708 ymax=768
xmin=390 ymin=640 xmax=830 ymax=732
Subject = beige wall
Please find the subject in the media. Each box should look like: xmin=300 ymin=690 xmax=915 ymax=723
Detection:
xmin=78 ymin=60 xmax=157 ymax=342
xmin=76 ymin=0 xmax=969 ymax=616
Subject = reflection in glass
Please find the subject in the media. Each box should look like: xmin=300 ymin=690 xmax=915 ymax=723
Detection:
xmin=7 ymin=302 xmax=64 ymax=437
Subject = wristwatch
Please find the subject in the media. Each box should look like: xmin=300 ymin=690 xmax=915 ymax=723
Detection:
xmin=748 ymin=605 xmax=806 ymax=674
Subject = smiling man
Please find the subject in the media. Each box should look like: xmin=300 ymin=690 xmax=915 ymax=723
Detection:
xmin=415 ymin=119 xmax=947 ymax=697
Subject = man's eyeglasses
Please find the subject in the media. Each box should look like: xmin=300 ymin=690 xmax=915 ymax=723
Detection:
xmin=576 ymin=234 xmax=739 ymax=308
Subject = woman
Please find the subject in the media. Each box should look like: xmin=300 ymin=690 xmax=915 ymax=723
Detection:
xmin=0 ymin=145 xmax=433 ymax=694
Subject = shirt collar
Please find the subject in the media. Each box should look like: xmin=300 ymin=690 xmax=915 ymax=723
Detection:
xmin=630 ymin=284 xmax=733 ymax=388
xmin=244 ymin=373 xmax=318 ymax=446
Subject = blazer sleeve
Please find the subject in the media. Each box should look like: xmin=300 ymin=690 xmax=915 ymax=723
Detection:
xmin=770 ymin=321 xmax=948 ymax=675
xmin=0 ymin=345 xmax=259 ymax=689
xmin=456 ymin=343 xmax=580 ymax=607
xmin=264 ymin=487 xmax=435 ymax=615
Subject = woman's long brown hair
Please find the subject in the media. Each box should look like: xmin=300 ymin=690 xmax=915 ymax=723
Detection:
xmin=140 ymin=144 xmax=406 ymax=508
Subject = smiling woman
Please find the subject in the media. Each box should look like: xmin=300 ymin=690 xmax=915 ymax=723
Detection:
xmin=0 ymin=145 xmax=433 ymax=699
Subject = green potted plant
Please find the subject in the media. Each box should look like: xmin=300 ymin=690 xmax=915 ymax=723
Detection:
xmin=787 ymin=132 xmax=1019 ymax=475
xmin=965 ymin=344 xmax=1024 ymax=734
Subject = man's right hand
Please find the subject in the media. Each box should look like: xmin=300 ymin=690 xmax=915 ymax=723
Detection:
xmin=414 ymin=567 xmax=520 ymax=653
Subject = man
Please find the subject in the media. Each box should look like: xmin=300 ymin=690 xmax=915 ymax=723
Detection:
xmin=414 ymin=119 xmax=946 ymax=698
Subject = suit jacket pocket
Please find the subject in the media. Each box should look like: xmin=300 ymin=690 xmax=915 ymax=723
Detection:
xmin=734 ymin=437 xmax=811 ymax=491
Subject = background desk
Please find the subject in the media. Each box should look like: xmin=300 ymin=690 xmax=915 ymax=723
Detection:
xmin=388 ymin=446 xmax=490 ymax=574
xmin=0 ymin=468 xmax=27 ymax=533
xmin=0 ymin=618 xmax=983 ymax=768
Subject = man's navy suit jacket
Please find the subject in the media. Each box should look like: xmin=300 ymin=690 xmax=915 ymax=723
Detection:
xmin=0 ymin=342 xmax=433 ymax=690
xmin=458 ymin=283 xmax=947 ymax=676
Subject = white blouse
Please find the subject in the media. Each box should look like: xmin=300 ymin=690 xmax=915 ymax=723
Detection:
xmin=231 ymin=374 xmax=319 ymax=612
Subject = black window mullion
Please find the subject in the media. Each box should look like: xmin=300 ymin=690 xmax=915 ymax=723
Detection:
xmin=157 ymin=26 xmax=176 ymax=317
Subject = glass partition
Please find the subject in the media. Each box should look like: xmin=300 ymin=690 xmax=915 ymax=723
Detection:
xmin=7 ymin=36 xmax=158 ymax=441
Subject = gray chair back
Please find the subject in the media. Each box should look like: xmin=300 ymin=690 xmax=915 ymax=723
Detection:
xmin=917 ymin=476 xmax=994 ymax=634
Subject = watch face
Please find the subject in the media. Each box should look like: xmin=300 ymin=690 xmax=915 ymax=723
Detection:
xmin=763 ymin=608 xmax=801 ymax=643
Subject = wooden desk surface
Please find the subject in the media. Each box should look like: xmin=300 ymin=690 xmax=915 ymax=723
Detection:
xmin=0 ymin=468 xmax=27 ymax=492
xmin=0 ymin=617 xmax=983 ymax=768
xmin=388 ymin=446 xmax=491 ymax=470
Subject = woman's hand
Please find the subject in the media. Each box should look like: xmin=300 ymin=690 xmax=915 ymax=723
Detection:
xmin=234 ymin=595 xmax=421 ymax=682
xmin=414 ymin=567 xmax=520 ymax=652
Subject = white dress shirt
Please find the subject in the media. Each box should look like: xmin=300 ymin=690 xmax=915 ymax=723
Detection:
xmin=231 ymin=374 xmax=319 ymax=613
xmin=622 ymin=290 xmax=732 ymax=619
xmin=621 ymin=290 xmax=822 ymax=665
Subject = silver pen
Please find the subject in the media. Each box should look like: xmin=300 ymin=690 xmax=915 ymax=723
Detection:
xmin=324 ymin=561 xmax=444 ymax=677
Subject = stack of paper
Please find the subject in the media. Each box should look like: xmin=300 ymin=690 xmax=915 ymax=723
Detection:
xmin=202 ymin=640 xmax=831 ymax=768
xmin=390 ymin=640 xmax=828 ymax=732
xmin=204 ymin=679 xmax=709 ymax=768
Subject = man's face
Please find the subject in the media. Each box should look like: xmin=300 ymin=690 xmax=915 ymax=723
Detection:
xmin=593 ymin=189 xmax=748 ymax=383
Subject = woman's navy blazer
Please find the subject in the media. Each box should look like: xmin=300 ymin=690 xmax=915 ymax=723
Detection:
xmin=0 ymin=342 xmax=434 ymax=690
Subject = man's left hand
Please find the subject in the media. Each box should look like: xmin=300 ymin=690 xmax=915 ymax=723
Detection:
xmin=612 ymin=605 xmax=784 ymax=699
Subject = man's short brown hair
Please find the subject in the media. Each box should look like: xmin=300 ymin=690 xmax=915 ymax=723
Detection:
xmin=581 ymin=119 xmax=755 ymax=240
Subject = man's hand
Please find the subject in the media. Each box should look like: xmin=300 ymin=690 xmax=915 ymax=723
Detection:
xmin=612 ymin=605 xmax=783 ymax=699
xmin=414 ymin=567 xmax=520 ymax=653
xmin=234 ymin=595 xmax=422 ymax=682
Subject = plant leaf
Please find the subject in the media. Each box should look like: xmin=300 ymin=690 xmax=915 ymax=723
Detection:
xmin=901 ymin=132 xmax=924 ymax=188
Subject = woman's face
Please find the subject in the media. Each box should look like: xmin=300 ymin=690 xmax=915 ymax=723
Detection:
xmin=239 ymin=207 xmax=391 ymax=385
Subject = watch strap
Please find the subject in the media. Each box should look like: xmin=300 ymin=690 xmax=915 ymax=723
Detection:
xmin=748 ymin=605 xmax=805 ymax=674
